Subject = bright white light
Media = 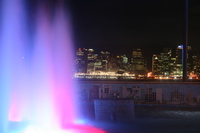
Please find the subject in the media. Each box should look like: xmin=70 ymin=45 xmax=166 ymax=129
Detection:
xmin=178 ymin=45 xmax=183 ymax=49
xmin=21 ymin=125 xmax=74 ymax=133
xmin=73 ymin=119 xmax=86 ymax=124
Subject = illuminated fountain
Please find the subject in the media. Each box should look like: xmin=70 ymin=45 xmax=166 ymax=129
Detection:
xmin=0 ymin=0 xmax=104 ymax=133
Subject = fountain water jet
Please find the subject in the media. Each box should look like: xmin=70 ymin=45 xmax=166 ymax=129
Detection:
xmin=0 ymin=0 xmax=105 ymax=133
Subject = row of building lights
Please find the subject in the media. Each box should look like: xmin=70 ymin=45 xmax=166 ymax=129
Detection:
xmin=74 ymin=46 xmax=200 ymax=80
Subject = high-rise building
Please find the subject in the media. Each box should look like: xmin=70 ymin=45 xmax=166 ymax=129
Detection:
xmin=87 ymin=49 xmax=95 ymax=73
xmin=131 ymin=48 xmax=147 ymax=75
xmin=192 ymin=54 xmax=200 ymax=77
xmin=75 ymin=48 xmax=95 ymax=73
xmin=169 ymin=57 xmax=176 ymax=75
xmin=152 ymin=47 xmax=172 ymax=76
xmin=100 ymin=51 xmax=110 ymax=70
xmin=115 ymin=54 xmax=129 ymax=71
xmin=109 ymin=56 xmax=118 ymax=71
xmin=121 ymin=54 xmax=128 ymax=64
xmin=152 ymin=54 xmax=160 ymax=75
xmin=76 ymin=48 xmax=88 ymax=73
xmin=175 ymin=45 xmax=192 ymax=76
xmin=152 ymin=45 xmax=193 ymax=77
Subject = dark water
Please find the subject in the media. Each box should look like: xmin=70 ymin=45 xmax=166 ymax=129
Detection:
xmin=81 ymin=104 xmax=200 ymax=133
xmin=133 ymin=106 xmax=200 ymax=133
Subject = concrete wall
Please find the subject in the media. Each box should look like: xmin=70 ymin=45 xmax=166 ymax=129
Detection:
xmin=76 ymin=81 xmax=200 ymax=107
xmin=94 ymin=99 xmax=135 ymax=122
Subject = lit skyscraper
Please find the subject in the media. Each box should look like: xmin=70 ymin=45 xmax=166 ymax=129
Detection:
xmin=130 ymin=48 xmax=147 ymax=75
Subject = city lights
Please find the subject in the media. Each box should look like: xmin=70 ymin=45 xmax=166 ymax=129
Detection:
xmin=74 ymin=46 xmax=200 ymax=80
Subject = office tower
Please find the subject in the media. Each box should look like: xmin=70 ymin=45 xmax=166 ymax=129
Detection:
xmin=75 ymin=48 xmax=94 ymax=73
xmin=192 ymin=54 xmax=200 ymax=77
xmin=152 ymin=47 xmax=172 ymax=76
xmin=116 ymin=54 xmax=129 ymax=71
xmin=152 ymin=54 xmax=160 ymax=75
xmin=175 ymin=45 xmax=192 ymax=76
xmin=87 ymin=49 xmax=95 ymax=73
xmin=100 ymin=51 xmax=110 ymax=70
xmin=76 ymin=48 xmax=88 ymax=73
xmin=131 ymin=48 xmax=147 ymax=75
xmin=93 ymin=51 xmax=111 ymax=71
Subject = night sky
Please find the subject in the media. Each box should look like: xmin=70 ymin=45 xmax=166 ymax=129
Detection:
xmin=69 ymin=0 xmax=200 ymax=58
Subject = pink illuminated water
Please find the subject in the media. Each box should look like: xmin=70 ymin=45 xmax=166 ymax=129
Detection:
xmin=0 ymin=0 xmax=105 ymax=133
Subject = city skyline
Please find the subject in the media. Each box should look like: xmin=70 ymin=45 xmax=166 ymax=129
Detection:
xmin=75 ymin=45 xmax=196 ymax=71
xmin=75 ymin=44 xmax=200 ymax=79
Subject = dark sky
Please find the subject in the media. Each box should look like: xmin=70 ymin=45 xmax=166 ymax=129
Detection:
xmin=69 ymin=0 xmax=200 ymax=58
